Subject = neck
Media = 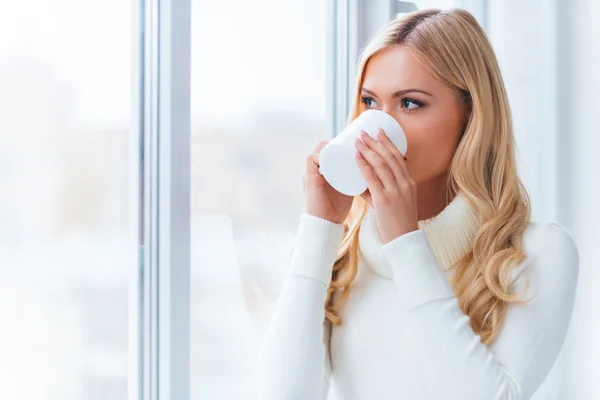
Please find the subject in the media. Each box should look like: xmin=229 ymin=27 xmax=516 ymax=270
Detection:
xmin=416 ymin=171 xmax=456 ymax=222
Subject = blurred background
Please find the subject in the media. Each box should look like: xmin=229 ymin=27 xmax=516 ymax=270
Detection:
xmin=0 ymin=0 xmax=598 ymax=399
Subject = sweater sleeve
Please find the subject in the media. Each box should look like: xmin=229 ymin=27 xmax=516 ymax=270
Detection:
xmin=255 ymin=213 xmax=345 ymax=400
xmin=381 ymin=222 xmax=579 ymax=400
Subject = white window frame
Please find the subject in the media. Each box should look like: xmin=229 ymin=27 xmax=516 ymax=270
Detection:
xmin=327 ymin=0 xmax=351 ymax=137
xmin=130 ymin=0 xmax=191 ymax=399
xmin=328 ymin=0 xmax=396 ymax=137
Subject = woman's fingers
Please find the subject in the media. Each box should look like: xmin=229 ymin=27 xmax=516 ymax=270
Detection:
xmin=368 ymin=129 xmax=409 ymax=187
xmin=315 ymin=139 xmax=330 ymax=151
xmin=375 ymin=128 xmax=405 ymax=163
xmin=355 ymin=131 xmax=398 ymax=192
xmin=375 ymin=129 xmax=412 ymax=184
xmin=303 ymin=139 xmax=330 ymax=190
xmin=355 ymin=143 xmax=384 ymax=193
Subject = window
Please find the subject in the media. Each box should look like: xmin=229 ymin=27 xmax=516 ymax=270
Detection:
xmin=0 ymin=0 xmax=132 ymax=399
xmin=189 ymin=0 xmax=328 ymax=397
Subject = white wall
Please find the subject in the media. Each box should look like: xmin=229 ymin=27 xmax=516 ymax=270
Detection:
xmin=556 ymin=0 xmax=600 ymax=398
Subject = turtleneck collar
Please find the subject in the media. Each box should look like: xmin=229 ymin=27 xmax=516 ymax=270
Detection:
xmin=358 ymin=190 xmax=482 ymax=279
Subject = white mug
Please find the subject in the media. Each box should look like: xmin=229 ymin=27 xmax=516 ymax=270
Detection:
xmin=318 ymin=110 xmax=407 ymax=196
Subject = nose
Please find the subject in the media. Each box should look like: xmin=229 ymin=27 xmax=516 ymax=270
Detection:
xmin=381 ymin=105 xmax=401 ymax=124
xmin=381 ymin=103 xmax=400 ymax=120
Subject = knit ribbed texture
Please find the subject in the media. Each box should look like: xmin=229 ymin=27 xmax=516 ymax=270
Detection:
xmin=417 ymin=191 xmax=481 ymax=271
xmin=288 ymin=213 xmax=345 ymax=285
xmin=366 ymin=190 xmax=481 ymax=273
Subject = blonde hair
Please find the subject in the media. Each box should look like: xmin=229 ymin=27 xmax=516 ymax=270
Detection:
xmin=325 ymin=8 xmax=532 ymax=346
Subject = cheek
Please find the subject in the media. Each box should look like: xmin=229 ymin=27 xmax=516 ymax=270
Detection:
xmin=402 ymin=118 xmax=460 ymax=182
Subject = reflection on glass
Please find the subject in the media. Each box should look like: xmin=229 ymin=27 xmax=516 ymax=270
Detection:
xmin=190 ymin=0 xmax=327 ymax=397
xmin=0 ymin=0 xmax=131 ymax=398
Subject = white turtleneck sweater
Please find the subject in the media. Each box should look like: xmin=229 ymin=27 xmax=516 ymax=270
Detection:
xmin=255 ymin=192 xmax=580 ymax=400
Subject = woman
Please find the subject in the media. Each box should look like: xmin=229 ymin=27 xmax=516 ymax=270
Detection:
xmin=256 ymin=8 xmax=579 ymax=400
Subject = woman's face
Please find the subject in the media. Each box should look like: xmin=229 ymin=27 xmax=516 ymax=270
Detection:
xmin=360 ymin=45 xmax=470 ymax=186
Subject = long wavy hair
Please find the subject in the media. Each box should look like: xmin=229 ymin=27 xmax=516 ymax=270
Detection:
xmin=325 ymin=8 xmax=532 ymax=345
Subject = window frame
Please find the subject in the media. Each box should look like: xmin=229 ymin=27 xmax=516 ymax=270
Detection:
xmin=131 ymin=0 xmax=191 ymax=399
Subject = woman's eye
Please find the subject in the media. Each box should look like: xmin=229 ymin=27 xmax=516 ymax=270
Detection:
xmin=401 ymin=98 xmax=423 ymax=111
xmin=362 ymin=96 xmax=423 ymax=111
xmin=361 ymin=97 xmax=377 ymax=109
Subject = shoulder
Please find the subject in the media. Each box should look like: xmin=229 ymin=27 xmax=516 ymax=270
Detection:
xmin=509 ymin=221 xmax=580 ymax=290
xmin=522 ymin=221 xmax=579 ymax=263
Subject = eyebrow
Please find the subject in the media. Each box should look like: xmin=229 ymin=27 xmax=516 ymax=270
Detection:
xmin=361 ymin=87 xmax=433 ymax=98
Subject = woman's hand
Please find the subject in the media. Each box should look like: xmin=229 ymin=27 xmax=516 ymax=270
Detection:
xmin=355 ymin=128 xmax=419 ymax=244
xmin=302 ymin=139 xmax=354 ymax=224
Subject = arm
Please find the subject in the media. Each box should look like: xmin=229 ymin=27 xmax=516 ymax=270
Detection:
xmin=381 ymin=223 xmax=579 ymax=400
xmin=255 ymin=214 xmax=345 ymax=400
